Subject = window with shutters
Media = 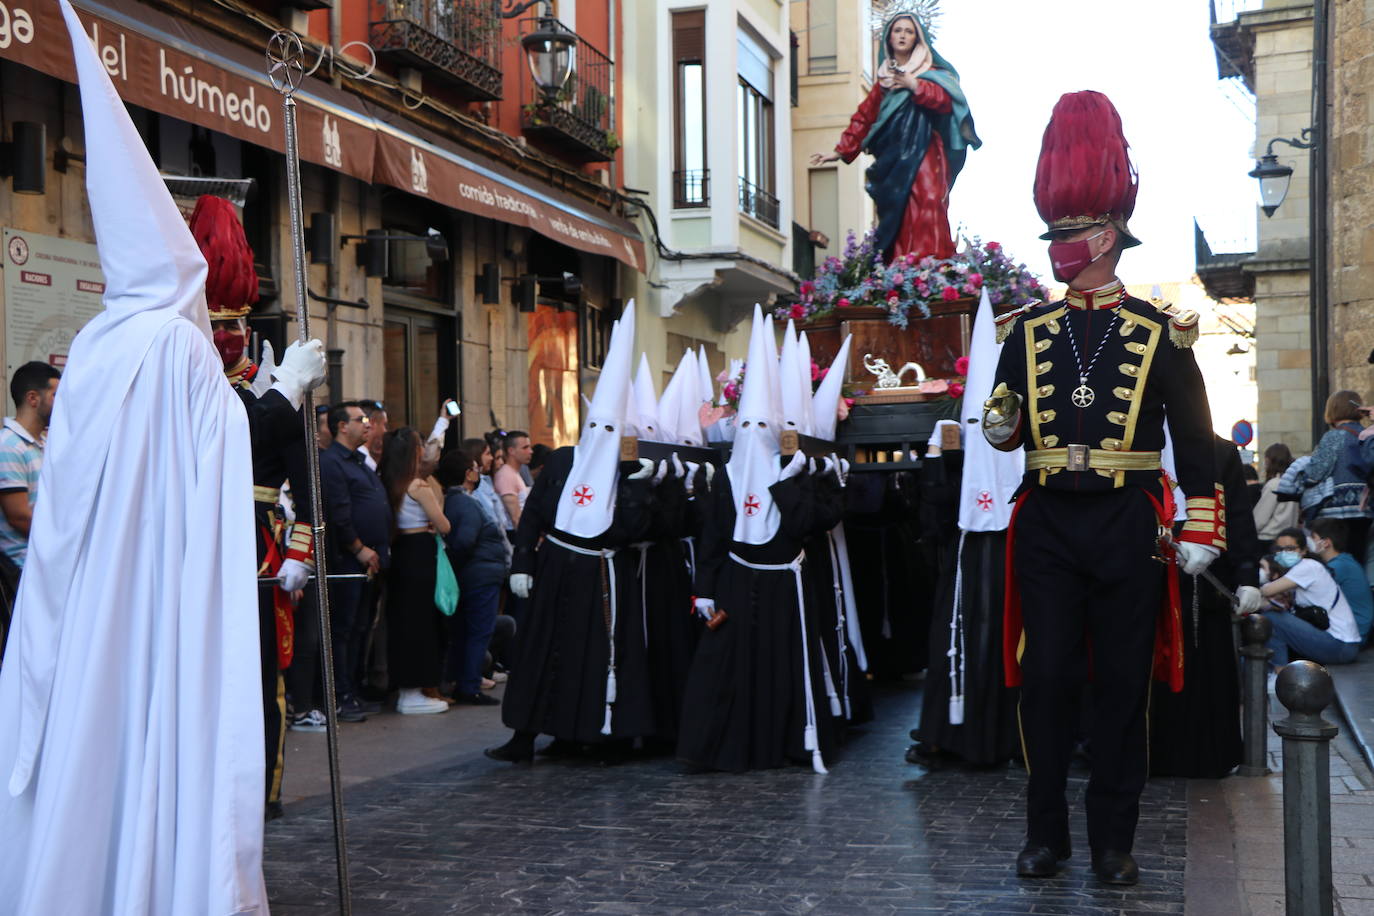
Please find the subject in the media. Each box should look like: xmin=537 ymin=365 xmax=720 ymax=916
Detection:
xmin=736 ymin=26 xmax=778 ymax=228
xmin=672 ymin=11 xmax=709 ymax=208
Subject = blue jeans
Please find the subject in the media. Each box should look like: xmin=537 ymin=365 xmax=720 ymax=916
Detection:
xmin=1262 ymin=610 xmax=1361 ymax=667
xmin=444 ymin=582 xmax=501 ymax=694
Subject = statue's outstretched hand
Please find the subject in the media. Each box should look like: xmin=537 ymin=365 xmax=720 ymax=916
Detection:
xmin=810 ymin=151 xmax=841 ymax=167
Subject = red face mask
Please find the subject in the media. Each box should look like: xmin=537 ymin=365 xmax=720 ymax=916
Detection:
xmin=213 ymin=326 xmax=246 ymax=368
xmin=1047 ymin=230 xmax=1106 ymax=284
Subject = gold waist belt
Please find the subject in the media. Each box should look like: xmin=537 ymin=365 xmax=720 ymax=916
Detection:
xmin=253 ymin=485 xmax=281 ymax=504
xmin=1025 ymin=447 xmax=1162 ymax=473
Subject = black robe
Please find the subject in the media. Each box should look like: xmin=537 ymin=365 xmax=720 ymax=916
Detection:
xmin=1149 ymin=437 xmax=1255 ymax=778
xmin=802 ymin=471 xmax=874 ymax=726
xmin=501 ymin=447 xmax=656 ymax=743
xmin=915 ymin=447 xmax=1020 ymax=766
xmin=637 ymin=469 xmax=702 ymax=743
xmin=677 ymin=470 xmax=839 ymax=772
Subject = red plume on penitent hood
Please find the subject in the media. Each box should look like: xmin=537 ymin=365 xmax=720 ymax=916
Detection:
xmin=1032 ymin=90 xmax=1140 ymax=247
xmin=189 ymin=194 xmax=259 ymax=320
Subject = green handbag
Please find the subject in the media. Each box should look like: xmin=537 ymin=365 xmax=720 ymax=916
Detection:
xmin=434 ymin=534 xmax=460 ymax=616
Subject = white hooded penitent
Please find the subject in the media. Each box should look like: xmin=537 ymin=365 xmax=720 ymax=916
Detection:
xmin=0 ymin=1 xmax=263 ymax=911
xmin=633 ymin=353 xmax=661 ymax=441
xmin=727 ymin=306 xmax=784 ymax=545
xmin=811 ymin=334 xmax=853 ymax=442
xmin=555 ymin=301 xmax=636 ymax=539
xmin=797 ymin=331 xmax=817 ymax=436
xmin=779 ymin=320 xmax=808 ymax=434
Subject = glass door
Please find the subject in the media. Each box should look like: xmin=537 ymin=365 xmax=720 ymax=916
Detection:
xmin=383 ymin=308 xmax=455 ymax=431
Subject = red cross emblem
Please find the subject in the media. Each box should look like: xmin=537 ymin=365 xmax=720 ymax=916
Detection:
xmin=976 ymin=490 xmax=994 ymax=511
xmin=572 ymin=485 xmax=595 ymax=506
xmin=743 ymin=494 xmax=761 ymax=517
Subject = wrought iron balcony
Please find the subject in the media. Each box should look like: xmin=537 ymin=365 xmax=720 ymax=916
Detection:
xmin=738 ymin=177 xmax=779 ymax=229
xmin=672 ymin=169 xmax=710 ymax=208
xmin=519 ymin=18 xmax=617 ymax=163
xmin=370 ymin=0 xmax=503 ymax=100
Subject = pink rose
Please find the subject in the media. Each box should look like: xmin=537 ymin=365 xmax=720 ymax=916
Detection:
xmin=892 ymin=273 xmax=905 ymax=285
xmin=837 ymin=297 xmax=850 ymax=308
xmin=800 ymin=280 xmax=815 ymax=296
xmin=941 ymin=286 xmax=960 ymax=302
xmin=948 ymin=382 xmax=965 ymax=398
xmin=986 ymin=241 xmax=1002 ymax=252
xmin=887 ymin=293 xmax=900 ymax=305
xmin=790 ymin=303 xmax=806 ymax=320
xmin=968 ymin=273 xmax=984 ymax=287
xmin=905 ymin=253 xmax=918 ymax=265
xmin=954 ymin=356 xmax=970 ymax=375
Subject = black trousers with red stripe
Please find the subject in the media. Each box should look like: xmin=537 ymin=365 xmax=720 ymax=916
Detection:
xmin=1011 ymin=485 xmax=1164 ymax=856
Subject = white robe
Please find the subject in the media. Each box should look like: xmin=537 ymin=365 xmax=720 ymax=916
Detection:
xmin=0 ymin=317 xmax=264 ymax=914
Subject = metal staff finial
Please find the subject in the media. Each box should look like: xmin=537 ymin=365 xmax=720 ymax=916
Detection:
xmin=267 ymin=28 xmax=353 ymax=915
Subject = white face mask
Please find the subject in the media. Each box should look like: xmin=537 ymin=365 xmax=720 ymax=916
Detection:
xmin=1307 ymin=536 xmax=1327 ymax=554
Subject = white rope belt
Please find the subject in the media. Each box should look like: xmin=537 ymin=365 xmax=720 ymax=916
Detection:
xmin=633 ymin=542 xmax=652 ymax=651
xmin=682 ymin=535 xmax=697 ymax=581
xmin=825 ymin=533 xmax=851 ymax=721
xmin=947 ymin=531 xmax=967 ymax=726
xmin=547 ymin=534 xmax=620 ymax=736
xmin=727 ymin=551 xmax=828 ymax=775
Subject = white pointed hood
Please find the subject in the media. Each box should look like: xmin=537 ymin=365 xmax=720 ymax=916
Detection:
xmin=797 ymin=331 xmax=817 ymax=436
xmin=658 ymin=349 xmax=705 ymax=446
xmin=727 ymin=306 xmax=784 ymax=544
xmin=632 ymin=353 xmax=661 ymax=441
xmin=696 ymin=347 xmax=715 ymax=406
xmin=655 ymin=353 xmax=685 ymax=444
xmin=812 ymin=335 xmax=852 ymax=441
xmin=958 ymin=288 xmax=1024 ymax=532
xmin=556 ymin=300 xmax=635 ymax=537
xmin=779 ymin=320 xmax=808 ymax=433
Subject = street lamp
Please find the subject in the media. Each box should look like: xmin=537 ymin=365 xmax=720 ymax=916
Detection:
xmin=1249 ymin=128 xmax=1315 ymax=217
xmin=501 ymin=0 xmax=575 ymax=97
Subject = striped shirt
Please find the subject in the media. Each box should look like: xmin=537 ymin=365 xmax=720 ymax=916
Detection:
xmin=0 ymin=417 xmax=44 ymax=565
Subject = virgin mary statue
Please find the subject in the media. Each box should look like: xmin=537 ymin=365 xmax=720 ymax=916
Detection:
xmin=812 ymin=11 xmax=979 ymax=262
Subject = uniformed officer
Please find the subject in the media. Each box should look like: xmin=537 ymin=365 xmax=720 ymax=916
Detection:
xmin=981 ymin=92 xmax=1224 ymax=886
xmin=190 ymin=195 xmax=326 ymax=820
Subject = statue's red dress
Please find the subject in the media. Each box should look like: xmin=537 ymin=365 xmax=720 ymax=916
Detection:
xmin=835 ymin=80 xmax=955 ymax=261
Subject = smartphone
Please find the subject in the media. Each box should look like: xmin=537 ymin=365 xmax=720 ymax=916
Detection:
xmin=445 ymin=400 xmax=460 ymax=417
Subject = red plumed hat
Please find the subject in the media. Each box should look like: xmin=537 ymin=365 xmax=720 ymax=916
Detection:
xmin=189 ymin=194 xmax=259 ymax=320
xmin=1033 ymin=90 xmax=1140 ymax=248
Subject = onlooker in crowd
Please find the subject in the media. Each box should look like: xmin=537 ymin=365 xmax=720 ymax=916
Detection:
xmin=315 ymin=403 xmax=332 ymax=450
xmin=1253 ymin=442 xmax=1299 ymax=555
xmin=319 ymin=401 xmax=392 ymax=725
xmin=1306 ymin=391 xmax=1374 ymax=565
xmin=379 ymin=427 xmax=451 ymax=715
xmin=435 ymin=450 xmax=507 ymax=705
xmin=529 ymin=443 xmax=551 ymax=480
xmin=1257 ymin=526 xmax=1363 ymax=669
xmin=1276 ymin=454 xmax=1331 ymax=524
xmin=360 ymin=399 xmax=388 ymax=470
xmin=0 ymin=361 xmax=60 ymax=571
xmin=1308 ymin=517 xmax=1374 ymax=645
xmin=494 ymin=429 xmax=531 ymax=533
xmin=421 ymin=399 xmax=457 ymax=468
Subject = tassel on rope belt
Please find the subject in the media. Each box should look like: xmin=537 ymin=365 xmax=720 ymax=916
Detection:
xmin=632 ymin=541 xmax=652 ymax=651
xmin=824 ymin=532 xmax=851 ymax=721
xmin=546 ymin=533 xmax=620 ymax=736
xmin=727 ymin=551 xmax=829 ymax=775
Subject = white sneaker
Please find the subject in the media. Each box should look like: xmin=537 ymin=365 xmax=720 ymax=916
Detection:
xmin=490 ymin=671 xmax=508 ymax=684
xmin=396 ymin=688 xmax=449 ymax=715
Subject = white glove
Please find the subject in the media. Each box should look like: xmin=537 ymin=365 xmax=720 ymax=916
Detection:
xmin=510 ymin=573 xmax=533 ymax=599
xmin=703 ymin=463 xmax=715 ymax=486
xmin=779 ymin=451 xmax=807 ymax=480
xmin=926 ymin=419 xmax=961 ymax=448
xmin=838 ymin=457 xmax=850 ymax=487
xmin=1175 ymin=541 xmax=1220 ymax=577
xmin=628 ymin=457 xmax=655 ymax=480
xmin=684 ymin=461 xmax=701 ymax=495
xmin=278 ymin=557 xmax=312 ymax=592
xmin=249 ymin=339 xmax=276 ymax=397
xmin=1236 ymin=585 xmax=1263 ymax=615
xmin=271 ymin=339 xmax=328 ymax=410
xmin=693 ymin=597 xmax=715 ymax=621
xmin=671 ymin=452 xmax=684 ymax=479
xmin=819 ymin=456 xmax=836 ymax=478
xmin=807 ymin=457 xmax=818 ymax=475
xmin=653 ymin=459 xmax=670 ymax=484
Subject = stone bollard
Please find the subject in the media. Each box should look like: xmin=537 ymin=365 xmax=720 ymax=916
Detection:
xmin=1238 ymin=613 xmax=1273 ymax=777
xmin=1273 ymin=660 xmax=1339 ymax=916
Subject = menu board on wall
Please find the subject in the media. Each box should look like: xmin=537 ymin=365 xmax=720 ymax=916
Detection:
xmin=3 ymin=228 xmax=105 ymax=381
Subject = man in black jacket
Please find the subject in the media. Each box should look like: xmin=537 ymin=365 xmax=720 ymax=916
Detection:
xmin=320 ymin=402 xmax=392 ymax=723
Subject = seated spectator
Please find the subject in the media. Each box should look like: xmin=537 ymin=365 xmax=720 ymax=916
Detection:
xmin=1308 ymin=517 xmax=1373 ymax=645
xmin=1306 ymin=391 xmax=1374 ymax=566
xmin=435 ymin=450 xmax=508 ymax=705
xmin=1252 ymin=443 xmax=1298 ymax=555
xmin=1258 ymin=526 xmax=1363 ymax=668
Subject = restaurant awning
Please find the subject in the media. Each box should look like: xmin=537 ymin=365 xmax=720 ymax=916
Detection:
xmin=4 ymin=0 xmax=645 ymax=271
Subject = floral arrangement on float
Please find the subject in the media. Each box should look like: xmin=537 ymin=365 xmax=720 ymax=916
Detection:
xmin=775 ymin=230 xmax=1047 ymax=329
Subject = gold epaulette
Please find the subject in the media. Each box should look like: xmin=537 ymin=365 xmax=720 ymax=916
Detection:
xmin=994 ymin=306 xmax=1030 ymax=344
xmin=1151 ymin=301 xmax=1200 ymax=349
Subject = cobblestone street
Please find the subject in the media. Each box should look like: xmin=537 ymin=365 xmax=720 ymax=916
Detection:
xmin=265 ymin=686 xmax=1190 ymax=915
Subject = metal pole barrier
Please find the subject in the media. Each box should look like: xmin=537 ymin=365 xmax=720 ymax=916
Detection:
xmin=266 ymin=31 xmax=351 ymax=914
xmin=1273 ymin=660 xmax=1338 ymax=916
xmin=1238 ymin=613 xmax=1274 ymax=777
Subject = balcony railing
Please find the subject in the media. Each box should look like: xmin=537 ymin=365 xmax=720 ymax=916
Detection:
xmin=519 ymin=18 xmax=617 ymax=163
xmin=738 ymin=177 xmax=779 ymax=228
xmin=370 ymin=0 xmax=502 ymax=100
xmin=672 ymin=169 xmax=710 ymax=208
